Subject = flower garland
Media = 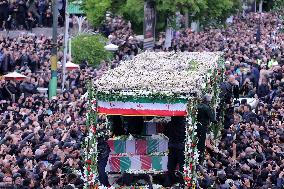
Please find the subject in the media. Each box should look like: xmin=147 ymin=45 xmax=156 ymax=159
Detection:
xmin=201 ymin=58 xmax=225 ymax=139
xmin=96 ymin=90 xmax=191 ymax=104
xmin=183 ymin=59 xmax=224 ymax=188
xmin=81 ymin=82 xmax=99 ymax=188
xmin=125 ymin=169 xmax=166 ymax=175
xmin=183 ymin=99 xmax=199 ymax=189
xmin=210 ymin=59 xmax=225 ymax=139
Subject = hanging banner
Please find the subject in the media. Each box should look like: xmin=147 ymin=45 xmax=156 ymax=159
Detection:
xmin=143 ymin=0 xmax=156 ymax=49
xmin=164 ymin=27 xmax=173 ymax=49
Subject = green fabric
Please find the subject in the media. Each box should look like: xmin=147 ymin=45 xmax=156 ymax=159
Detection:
xmin=120 ymin=156 xmax=131 ymax=172
xmin=152 ymin=156 xmax=162 ymax=170
xmin=147 ymin=139 xmax=158 ymax=154
xmin=114 ymin=140 xmax=125 ymax=154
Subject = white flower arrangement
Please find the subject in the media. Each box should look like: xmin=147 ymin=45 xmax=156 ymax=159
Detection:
xmin=125 ymin=169 xmax=166 ymax=174
xmin=95 ymin=51 xmax=223 ymax=97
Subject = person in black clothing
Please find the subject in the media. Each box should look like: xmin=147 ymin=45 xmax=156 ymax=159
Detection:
xmin=0 ymin=80 xmax=6 ymax=100
xmin=44 ymin=9 xmax=52 ymax=27
xmin=257 ymin=78 xmax=270 ymax=100
xmin=196 ymin=94 xmax=217 ymax=163
xmin=108 ymin=115 xmax=125 ymax=136
xmin=123 ymin=116 xmax=144 ymax=135
xmin=219 ymin=81 xmax=234 ymax=105
xmin=22 ymin=178 xmax=35 ymax=188
xmin=97 ymin=116 xmax=111 ymax=187
xmin=256 ymin=23 xmax=261 ymax=43
xmin=17 ymin=0 xmax=26 ymax=29
xmin=164 ymin=116 xmax=186 ymax=187
xmin=5 ymin=80 xmax=21 ymax=100
xmin=97 ymin=135 xmax=111 ymax=187
xmin=0 ymin=0 xmax=8 ymax=30
xmin=25 ymin=12 xmax=35 ymax=31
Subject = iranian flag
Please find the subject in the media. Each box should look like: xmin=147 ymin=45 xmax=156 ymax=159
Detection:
xmin=97 ymin=97 xmax=187 ymax=116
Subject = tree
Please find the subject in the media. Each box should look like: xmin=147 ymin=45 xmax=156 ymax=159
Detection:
xmin=119 ymin=0 xmax=144 ymax=33
xmin=199 ymin=0 xmax=241 ymax=26
xmin=272 ymin=0 xmax=284 ymax=32
xmin=272 ymin=0 xmax=284 ymax=12
xmin=80 ymin=0 xmax=111 ymax=28
xmin=155 ymin=0 xmax=241 ymax=27
xmin=81 ymin=0 xmax=241 ymax=32
xmin=72 ymin=34 xmax=112 ymax=66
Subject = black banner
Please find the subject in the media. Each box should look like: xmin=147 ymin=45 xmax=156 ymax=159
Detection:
xmin=143 ymin=0 xmax=156 ymax=49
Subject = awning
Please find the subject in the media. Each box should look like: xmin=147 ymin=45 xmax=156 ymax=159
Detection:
xmin=3 ymin=72 xmax=27 ymax=81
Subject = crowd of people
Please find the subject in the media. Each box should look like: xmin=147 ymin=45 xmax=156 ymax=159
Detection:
xmin=0 ymin=14 xmax=142 ymax=188
xmin=0 ymin=0 xmax=65 ymax=31
xmin=0 ymin=34 xmax=90 ymax=188
xmin=0 ymin=10 xmax=284 ymax=189
xmin=163 ymin=13 xmax=284 ymax=189
xmin=155 ymin=14 xmax=284 ymax=189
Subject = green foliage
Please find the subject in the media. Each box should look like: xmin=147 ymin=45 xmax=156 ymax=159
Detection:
xmin=81 ymin=0 xmax=111 ymax=27
xmin=156 ymin=0 xmax=241 ymax=27
xmin=272 ymin=0 xmax=284 ymax=12
xmin=109 ymin=0 xmax=127 ymax=13
xmin=200 ymin=0 xmax=241 ymax=26
xmin=272 ymin=0 xmax=284 ymax=32
xmin=81 ymin=0 xmax=241 ymax=33
xmin=72 ymin=34 xmax=112 ymax=66
xmin=119 ymin=0 xmax=144 ymax=34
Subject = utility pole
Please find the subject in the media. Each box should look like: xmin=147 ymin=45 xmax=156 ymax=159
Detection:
xmin=62 ymin=0 xmax=69 ymax=91
xmin=49 ymin=0 xmax=58 ymax=99
xmin=259 ymin=0 xmax=263 ymax=13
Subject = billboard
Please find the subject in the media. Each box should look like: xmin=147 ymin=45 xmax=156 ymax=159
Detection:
xmin=143 ymin=1 xmax=156 ymax=49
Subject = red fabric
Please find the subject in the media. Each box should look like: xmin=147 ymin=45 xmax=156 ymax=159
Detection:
xmin=141 ymin=155 xmax=151 ymax=170
xmin=109 ymin=156 xmax=120 ymax=172
xmin=107 ymin=140 xmax=115 ymax=154
xmin=97 ymin=107 xmax=187 ymax=116
xmin=135 ymin=140 xmax=147 ymax=155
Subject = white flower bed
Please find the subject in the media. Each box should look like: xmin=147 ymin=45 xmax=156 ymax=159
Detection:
xmin=95 ymin=51 xmax=222 ymax=96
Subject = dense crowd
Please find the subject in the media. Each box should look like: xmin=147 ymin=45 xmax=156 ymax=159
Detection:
xmin=0 ymin=15 xmax=141 ymax=188
xmin=163 ymin=13 xmax=284 ymax=189
xmin=0 ymin=12 xmax=284 ymax=189
xmin=0 ymin=34 xmax=90 ymax=188
xmin=0 ymin=0 xmax=65 ymax=31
